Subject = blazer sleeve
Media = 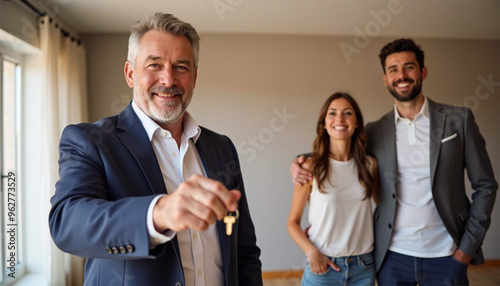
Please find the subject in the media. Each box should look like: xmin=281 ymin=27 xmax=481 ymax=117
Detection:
xmin=49 ymin=124 xmax=159 ymax=259
xmin=459 ymin=108 xmax=498 ymax=256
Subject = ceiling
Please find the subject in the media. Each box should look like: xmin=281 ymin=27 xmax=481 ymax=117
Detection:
xmin=51 ymin=0 xmax=500 ymax=40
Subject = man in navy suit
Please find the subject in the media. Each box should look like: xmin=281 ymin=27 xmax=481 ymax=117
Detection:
xmin=49 ymin=13 xmax=262 ymax=286
xmin=290 ymin=39 xmax=497 ymax=285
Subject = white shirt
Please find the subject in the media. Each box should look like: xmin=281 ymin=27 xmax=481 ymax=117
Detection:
xmin=390 ymin=97 xmax=455 ymax=257
xmin=132 ymin=101 xmax=224 ymax=286
xmin=308 ymin=158 xmax=374 ymax=257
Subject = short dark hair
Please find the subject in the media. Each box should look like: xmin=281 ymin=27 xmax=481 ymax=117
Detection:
xmin=379 ymin=38 xmax=424 ymax=73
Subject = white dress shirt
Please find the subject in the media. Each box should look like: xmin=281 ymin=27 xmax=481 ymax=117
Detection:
xmin=389 ymin=97 xmax=456 ymax=257
xmin=132 ymin=101 xmax=224 ymax=286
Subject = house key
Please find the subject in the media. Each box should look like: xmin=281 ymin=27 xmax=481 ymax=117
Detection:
xmin=223 ymin=209 xmax=239 ymax=236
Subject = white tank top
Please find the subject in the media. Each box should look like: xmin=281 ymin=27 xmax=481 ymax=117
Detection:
xmin=307 ymin=157 xmax=374 ymax=257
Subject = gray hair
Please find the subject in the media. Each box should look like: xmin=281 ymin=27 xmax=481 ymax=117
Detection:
xmin=127 ymin=13 xmax=200 ymax=68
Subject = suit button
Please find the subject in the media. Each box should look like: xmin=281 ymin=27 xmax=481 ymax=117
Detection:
xmin=112 ymin=247 xmax=119 ymax=254
xmin=392 ymin=193 xmax=396 ymax=199
xmin=175 ymin=282 xmax=183 ymax=286
xmin=388 ymin=224 xmax=392 ymax=229
xmin=127 ymin=244 xmax=135 ymax=253
xmin=119 ymin=246 xmax=127 ymax=254
xmin=105 ymin=247 xmax=112 ymax=254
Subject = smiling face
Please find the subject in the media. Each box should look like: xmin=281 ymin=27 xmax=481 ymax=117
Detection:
xmin=324 ymin=97 xmax=358 ymax=142
xmin=383 ymin=51 xmax=427 ymax=102
xmin=124 ymin=30 xmax=197 ymax=128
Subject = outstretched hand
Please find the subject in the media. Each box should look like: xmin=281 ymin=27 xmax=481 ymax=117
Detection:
xmin=153 ymin=174 xmax=240 ymax=233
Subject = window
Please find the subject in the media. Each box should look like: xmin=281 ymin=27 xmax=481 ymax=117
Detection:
xmin=1 ymin=54 xmax=24 ymax=285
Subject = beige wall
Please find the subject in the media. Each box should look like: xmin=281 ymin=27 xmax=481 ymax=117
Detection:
xmin=0 ymin=0 xmax=40 ymax=51
xmin=82 ymin=33 xmax=500 ymax=271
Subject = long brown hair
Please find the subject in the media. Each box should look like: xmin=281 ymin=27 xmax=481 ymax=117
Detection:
xmin=311 ymin=92 xmax=376 ymax=200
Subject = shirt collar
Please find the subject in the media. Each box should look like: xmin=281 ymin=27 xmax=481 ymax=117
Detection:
xmin=131 ymin=100 xmax=202 ymax=143
xmin=394 ymin=96 xmax=429 ymax=124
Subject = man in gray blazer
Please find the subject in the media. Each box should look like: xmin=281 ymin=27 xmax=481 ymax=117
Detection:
xmin=290 ymin=38 xmax=497 ymax=285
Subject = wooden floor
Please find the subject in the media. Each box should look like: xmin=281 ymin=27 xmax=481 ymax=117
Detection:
xmin=467 ymin=262 xmax=500 ymax=286
xmin=263 ymin=261 xmax=500 ymax=286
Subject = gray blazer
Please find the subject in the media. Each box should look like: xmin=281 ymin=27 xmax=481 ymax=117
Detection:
xmin=366 ymin=98 xmax=497 ymax=271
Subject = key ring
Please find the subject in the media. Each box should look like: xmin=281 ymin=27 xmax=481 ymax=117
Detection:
xmin=226 ymin=209 xmax=239 ymax=219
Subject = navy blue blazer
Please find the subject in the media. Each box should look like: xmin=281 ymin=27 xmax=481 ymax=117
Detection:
xmin=49 ymin=103 xmax=262 ymax=286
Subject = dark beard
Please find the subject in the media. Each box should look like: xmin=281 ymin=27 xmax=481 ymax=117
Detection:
xmin=387 ymin=80 xmax=421 ymax=102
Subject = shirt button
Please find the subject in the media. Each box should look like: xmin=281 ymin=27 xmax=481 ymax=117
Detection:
xmin=193 ymin=233 xmax=198 ymax=240
xmin=161 ymin=131 xmax=167 ymax=137
xmin=197 ymin=269 xmax=202 ymax=276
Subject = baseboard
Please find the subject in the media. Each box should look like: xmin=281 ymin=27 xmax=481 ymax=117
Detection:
xmin=263 ymin=260 xmax=500 ymax=278
xmin=262 ymin=270 xmax=303 ymax=280
xmin=476 ymin=259 xmax=500 ymax=267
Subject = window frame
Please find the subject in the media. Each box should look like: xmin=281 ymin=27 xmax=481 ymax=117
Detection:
xmin=0 ymin=48 xmax=26 ymax=286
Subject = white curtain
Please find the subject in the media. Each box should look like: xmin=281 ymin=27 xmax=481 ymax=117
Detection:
xmin=39 ymin=15 xmax=87 ymax=286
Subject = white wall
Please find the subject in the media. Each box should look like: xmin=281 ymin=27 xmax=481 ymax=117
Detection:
xmin=82 ymin=33 xmax=500 ymax=271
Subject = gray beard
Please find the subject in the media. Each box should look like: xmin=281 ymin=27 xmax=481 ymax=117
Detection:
xmin=148 ymin=97 xmax=187 ymax=125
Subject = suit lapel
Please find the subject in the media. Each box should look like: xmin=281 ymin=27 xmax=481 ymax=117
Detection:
xmin=195 ymin=129 xmax=232 ymax=280
xmin=116 ymin=103 xmax=167 ymax=195
xmin=428 ymin=99 xmax=445 ymax=187
xmin=195 ymin=131 xmax=222 ymax=182
xmin=381 ymin=112 xmax=399 ymax=190
xmin=116 ymin=104 xmax=183 ymax=267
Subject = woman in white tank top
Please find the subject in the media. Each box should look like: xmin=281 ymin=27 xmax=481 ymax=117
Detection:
xmin=287 ymin=92 xmax=379 ymax=286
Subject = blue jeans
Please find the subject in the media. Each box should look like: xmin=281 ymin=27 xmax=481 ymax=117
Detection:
xmin=301 ymin=252 xmax=375 ymax=286
xmin=377 ymin=251 xmax=469 ymax=286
